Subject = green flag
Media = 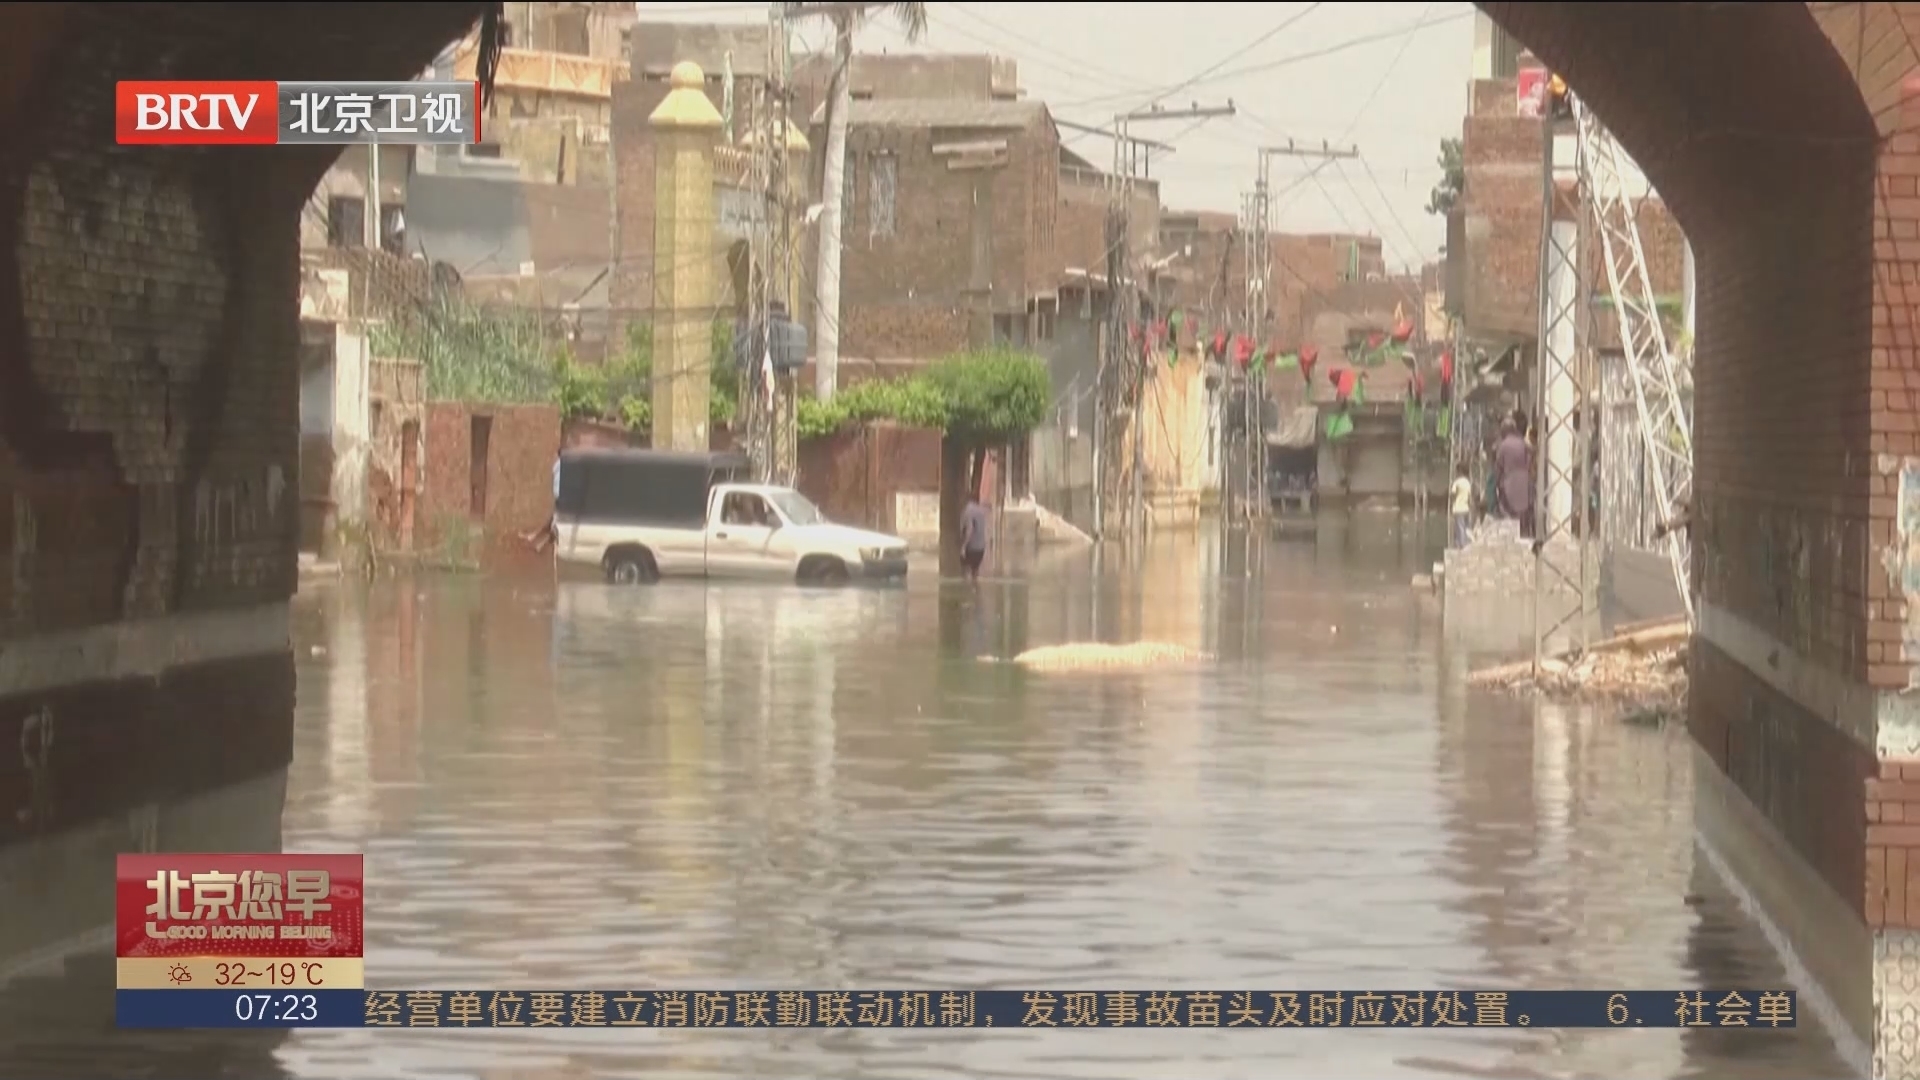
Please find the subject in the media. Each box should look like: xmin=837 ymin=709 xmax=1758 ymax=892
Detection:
xmin=1352 ymin=376 xmax=1368 ymax=407
xmin=1436 ymin=405 xmax=1453 ymax=440
xmin=1252 ymin=347 xmax=1269 ymax=373
xmin=1274 ymin=352 xmax=1300 ymax=371
xmin=1326 ymin=410 xmax=1355 ymax=441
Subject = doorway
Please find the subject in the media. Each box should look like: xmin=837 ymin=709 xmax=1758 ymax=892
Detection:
xmin=469 ymin=414 xmax=492 ymax=521
xmin=399 ymin=419 xmax=420 ymax=549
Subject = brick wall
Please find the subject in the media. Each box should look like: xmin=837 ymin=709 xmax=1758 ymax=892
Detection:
xmin=367 ymin=357 xmax=425 ymax=553
xmin=1467 ymin=4 xmax=1896 ymax=985
xmin=1056 ymin=170 xmax=1117 ymax=283
xmin=0 ymin=0 xmax=484 ymax=859
xmin=420 ymin=402 xmax=561 ymax=560
xmin=796 ymin=421 xmax=942 ymax=534
xmin=828 ymin=115 xmax=1056 ymax=361
xmin=1301 ymin=278 xmax=1427 ymax=405
xmin=608 ymin=75 xmax=673 ymax=326
xmin=1459 ymin=111 xmax=1544 ymax=339
xmin=1274 ymin=234 xmax=1385 ymax=346
xmin=1159 ymin=214 xmax=1386 ymax=350
xmin=483 ymin=89 xmax=614 ymax=186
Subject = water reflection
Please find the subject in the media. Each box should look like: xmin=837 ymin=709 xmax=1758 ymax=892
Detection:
xmin=266 ymin=536 xmax=1851 ymax=1080
xmin=0 ymin=768 xmax=294 ymax=1078
xmin=0 ymin=524 xmax=1855 ymax=1079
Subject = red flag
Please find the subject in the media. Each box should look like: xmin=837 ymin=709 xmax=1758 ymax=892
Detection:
xmin=1210 ymin=330 xmax=1229 ymax=362
xmin=1334 ymin=368 xmax=1358 ymax=400
xmin=1439 ymin=348 xmax=1455 ymax=387
xmin=1300 ymin=345 xmax=1319 ymax=384
xmin=1233 ymin=335 xmax=1254 ymax=368
xmin=1391 ymin=318 xmax=1414 ymax=344
xmin=1366 ymin=333 xmax=1386 ymax=352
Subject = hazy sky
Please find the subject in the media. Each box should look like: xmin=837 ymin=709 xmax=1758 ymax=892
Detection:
xmin=637 ymin=1 xmax=1476 ymax=271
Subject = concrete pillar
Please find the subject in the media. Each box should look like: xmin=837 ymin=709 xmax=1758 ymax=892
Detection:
xmin=648 ymin=61 xmax=723 ymax=453
xmin=328 ymin=324 xmax=370 ymax=560
xmin=1682 ymin=240 xmax=1696 ymax=341
xmin=1541 ymin=218 xmax=1578 ymax=533
xmin=781 ymin=120 xmax=811 ymax=319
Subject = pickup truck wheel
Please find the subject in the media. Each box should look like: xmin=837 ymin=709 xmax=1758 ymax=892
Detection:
xmin=606 ymin=549 xmax=659 ymax=585
xmin=798 ymin=556 xmax=850 ymax=587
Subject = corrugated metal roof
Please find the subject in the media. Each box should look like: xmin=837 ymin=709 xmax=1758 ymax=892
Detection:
xmin=810 ymin=98 xmax=1049 ymax=129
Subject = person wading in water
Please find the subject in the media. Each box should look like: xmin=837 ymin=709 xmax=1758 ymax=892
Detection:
xmin=958 ymin=491 xmax=989 ymax=585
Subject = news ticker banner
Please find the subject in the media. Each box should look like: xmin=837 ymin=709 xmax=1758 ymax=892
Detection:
xmin=114 ymin=81 xmax=481 ymax=146
xmin=115 ymin=853 xmax=364 ymax=1002
xmin=113 ymin=988 xmax=1796 ymax=1030
xmin=113 ymin=855 xmax=1797 ymax=1032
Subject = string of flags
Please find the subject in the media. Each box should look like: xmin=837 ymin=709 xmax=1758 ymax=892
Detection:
xmin=1108 ymin=300 xmax=1461 ymax=445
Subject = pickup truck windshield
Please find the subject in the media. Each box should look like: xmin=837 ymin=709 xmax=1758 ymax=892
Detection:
xmin=766 ymin=490 xmax=825 ymax=526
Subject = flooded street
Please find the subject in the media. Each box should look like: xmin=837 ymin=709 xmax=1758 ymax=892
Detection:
xmin=0 ymin=525 xmax=1853 ymax=1079
xmin=259 ymin=523 xmax=1849 ymax=1080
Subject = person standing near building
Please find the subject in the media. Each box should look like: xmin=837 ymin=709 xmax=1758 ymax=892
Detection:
xmin=1450 ymin=464 xmax=1475 ymax=549
xmin=1494 ymin=418 xmax=1535 ymax=539
xmin=958 ymin=492 xmax=989 ymax=584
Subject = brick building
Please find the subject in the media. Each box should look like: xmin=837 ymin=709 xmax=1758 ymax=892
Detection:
xmin=433 ymin=2 xmax=634 ymax=187
xmin=790 ymin=52 xmax=1020 ymax=130
xmin=608 ymin=23 xmax=771 ymax=331
xmin=812 ymin=98 xmax=1062 ymax=364
xmin=1450 ymin=53 xmax=1687 ymax=345
xmin=1157 ymin=210 xmax=1388 ymax=350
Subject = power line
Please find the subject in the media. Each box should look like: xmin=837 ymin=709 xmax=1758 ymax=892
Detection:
xmin=1144 ymin=2 xmax=1324 ymax=110
xmin=1265 ymin=1 xmax=1442 ymax=216
xmin=941 ymin=2 xmax=1144 ymax=98
xmin=1354 ymin=156 xmax=1430 ymax=269
xmin=1058 ymin=6 xmax=1471 ymax=111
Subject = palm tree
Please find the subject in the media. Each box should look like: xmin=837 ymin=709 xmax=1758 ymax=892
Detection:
xmin=794 ymin=2 xmax=927 ymax=401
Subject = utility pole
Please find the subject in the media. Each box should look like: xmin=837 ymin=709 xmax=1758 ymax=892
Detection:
xmin=790 ymin=1 xmax=911 ymax=403
xmin=1105 ymin=101 xmax=1235 ymax=545
xmin=1238 ymin=140 xmax=1356 ymax=524
xmin=365 ymin=143 xmax=382 ymax=252
xmin=745 ymin=1 xmax=801 ymax=483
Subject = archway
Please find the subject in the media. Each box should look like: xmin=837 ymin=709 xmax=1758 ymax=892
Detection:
xmin=0 ymin=1 xmax=1912 ymax=1073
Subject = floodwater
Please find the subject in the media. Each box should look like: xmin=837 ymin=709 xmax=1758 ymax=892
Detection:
xmin=0 ymin=516 xmax=1861 ymax=1079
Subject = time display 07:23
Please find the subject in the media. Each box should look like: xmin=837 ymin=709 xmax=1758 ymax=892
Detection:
xmin=234 ymin=993 xmax=320 ymax=1023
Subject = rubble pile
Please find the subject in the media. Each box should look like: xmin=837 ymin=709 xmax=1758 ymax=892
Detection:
xmin=1441 ymin=518 xmax=1599 ymax=605
xmin=1468 ymin=620 xmax=1690 ymax=711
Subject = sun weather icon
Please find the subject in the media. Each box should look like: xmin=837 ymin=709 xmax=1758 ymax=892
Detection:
xmin=166 ymin=963 xmax=192 ymax=985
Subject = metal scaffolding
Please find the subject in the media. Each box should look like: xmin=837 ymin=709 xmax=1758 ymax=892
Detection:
xmin=1572 ymin=95 xmax=1694 ymax=625
xmin=1531 ymin=110 xmax=1598 ymax=668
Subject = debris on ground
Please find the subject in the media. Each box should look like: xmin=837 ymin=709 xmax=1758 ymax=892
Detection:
xmin=992 ymin=641 xmax=1212 ymax=672
xmin=1467 ymin=619 xmax=1689 ymax=714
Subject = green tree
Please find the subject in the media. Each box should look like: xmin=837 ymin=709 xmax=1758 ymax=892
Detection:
xmin=794 ymin=347 xmax=1047 ymax=442
xmin=1427 ymin=137 xmax=1464 ymax=216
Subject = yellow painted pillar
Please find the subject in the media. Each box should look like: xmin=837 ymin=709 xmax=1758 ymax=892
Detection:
xmin=649 ymin=61 xmax=722 ymax=452
xmin=781 ymin=119 xmax=811 ymax=318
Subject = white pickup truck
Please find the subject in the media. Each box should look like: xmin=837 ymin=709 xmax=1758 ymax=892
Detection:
xmin=555 ymin=449 xmax=910 ymax=586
